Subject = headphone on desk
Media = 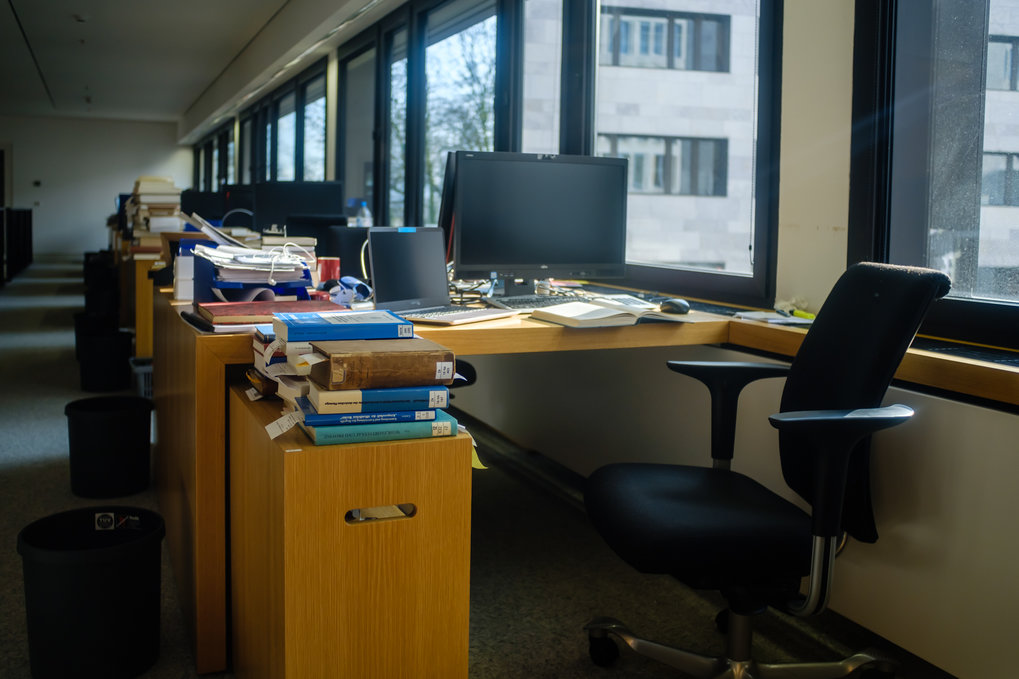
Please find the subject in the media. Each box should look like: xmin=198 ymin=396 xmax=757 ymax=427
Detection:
xmin=324 ymin=276 xmax=372 ymax=305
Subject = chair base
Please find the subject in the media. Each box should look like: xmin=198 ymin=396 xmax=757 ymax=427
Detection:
xmin=584 ymin=615 xmax=898 ymax=679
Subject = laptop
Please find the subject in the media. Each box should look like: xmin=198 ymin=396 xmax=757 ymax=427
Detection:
xmin=367 ymin=227 xmax=519 ymax=325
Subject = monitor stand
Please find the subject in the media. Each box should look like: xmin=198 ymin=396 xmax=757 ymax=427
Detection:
xmin=489 ymin=277 xmax=537 ymax=297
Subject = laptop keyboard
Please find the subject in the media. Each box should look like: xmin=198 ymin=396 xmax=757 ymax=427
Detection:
xmin=400 ymin=305 xmax=518 ymax=324
xmin=485 ymin=293 xmax=590 ymax=311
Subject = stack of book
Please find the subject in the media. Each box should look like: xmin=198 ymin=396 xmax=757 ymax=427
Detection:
xmin=128 ymin=176 xmax=182 ymax=246
xmin=263 ymin=308 xmax=459 ymax=445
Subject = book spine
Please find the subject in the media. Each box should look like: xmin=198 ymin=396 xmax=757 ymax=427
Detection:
xmin=309 ymin=385 xmax=450 ymax=414
xmin=302 ymin=411 xmax=457 ymax=445
xmin=272 ymin=318 xmax=413 ymax=342
xmin=304 ymin=409 xmax=438 ymax=427
xmin=309 ymin=349 xmax=455 ymax=390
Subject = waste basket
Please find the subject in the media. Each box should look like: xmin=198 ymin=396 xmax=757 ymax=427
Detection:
xmin=17 ymin=506 xmax=164 ymax=679
xmin=77 ymin=330 xmax=132 ymax=391
xmin=65 ymin=396 xmax=153 ymax=497
xmin=73 ymin=311 xmax=118 ymax=361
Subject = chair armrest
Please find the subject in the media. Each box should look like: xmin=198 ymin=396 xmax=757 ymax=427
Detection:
xmin=666 ymin=361 xmax=789 ymax=466
xmin=768 ymin=404 xmax=913 ymax=617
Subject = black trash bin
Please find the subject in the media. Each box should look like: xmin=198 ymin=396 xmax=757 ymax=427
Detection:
xmin=77 ymin=330 xmax=133 ymax=391
xmin=65 ymin=396 xmax=153 ymax=497
xmin=73 ymin=311 xmax=118 ymax=361
xmin=17 ymin=506 xmax=164 ymax=679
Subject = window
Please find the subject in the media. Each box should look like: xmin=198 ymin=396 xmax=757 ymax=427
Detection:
xmin=521 ymin=0 xmax=564 ymax=153
xmin=192 ymin=124 xmax=234 ymax=191
xmin=302 ymin=75 xmax=327 ymax=181
xmin=851 ymin=0 xmax=1019 ymax=348
xmin=600 ymin=6 xmax=730 ymax=72
xmin=387 ymin=27 xmax=409 ymax=226
xmin=276 ymin=92 xmax=297 ymax=181
xmin=596 ymin=0 xmax=772 ymax=296
xmin=340 ymin=46 xmax=377 ymax=213
xmin=422 ymin=0 xmax=498 ymax=225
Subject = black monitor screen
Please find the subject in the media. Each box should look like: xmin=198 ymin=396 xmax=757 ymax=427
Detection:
xmin=252 ymin=181 xmax=343 ymax=233
xmin=450 ymin=151 xmax=628 ymax=283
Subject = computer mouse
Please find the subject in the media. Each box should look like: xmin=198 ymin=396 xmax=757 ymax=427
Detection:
xmin=660 ymin=297 xmax=691 ymax=314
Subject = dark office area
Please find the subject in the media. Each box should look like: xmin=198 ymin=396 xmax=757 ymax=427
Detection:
xmin=2 ymin=1 xmax=1018 ymax=678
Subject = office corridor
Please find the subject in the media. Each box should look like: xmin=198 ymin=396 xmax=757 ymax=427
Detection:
xmin=0 ymin=256 xmax=952 ymax=678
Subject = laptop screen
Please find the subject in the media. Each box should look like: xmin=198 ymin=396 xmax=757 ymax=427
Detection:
xmin=368 ymin=227 xmax=452 ymax=311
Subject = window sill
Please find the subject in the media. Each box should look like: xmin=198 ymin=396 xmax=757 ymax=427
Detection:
xmin=727 ymin=319 xmax=1019 ymax=409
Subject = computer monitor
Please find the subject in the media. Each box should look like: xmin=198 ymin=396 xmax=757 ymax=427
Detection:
xmin=447 ymin=151 xmax=628 ymax=289
xmin=180 ymin=190 xmax=226 ymax=220
xmin=252 ymin=181 xmax=343 ymax=233
xmin=284 ymin=214 xmax=370 ymax=279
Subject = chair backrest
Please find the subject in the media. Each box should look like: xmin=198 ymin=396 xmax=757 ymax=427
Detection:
xmin=778 ymin=262 xmax=951 ymax=542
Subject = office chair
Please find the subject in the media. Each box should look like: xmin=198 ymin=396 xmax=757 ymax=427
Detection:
xmin=584 ymin=262 xmax=951 ymax=678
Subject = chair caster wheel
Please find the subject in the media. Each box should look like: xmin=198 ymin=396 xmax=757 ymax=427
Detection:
xmin=715 ymin=608 xmax=729 ymax=634
xmin=588 ymin=634 xmax=619 ymax=667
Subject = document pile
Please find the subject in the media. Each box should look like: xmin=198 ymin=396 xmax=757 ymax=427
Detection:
xmin=192 ymin=243 xmax=310 ymax=286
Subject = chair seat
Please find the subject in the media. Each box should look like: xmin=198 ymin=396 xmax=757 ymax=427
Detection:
xmin=585 ymin=463 xmax=813 ymax=589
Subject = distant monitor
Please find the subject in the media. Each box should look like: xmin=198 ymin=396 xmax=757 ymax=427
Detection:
xmin=447 ymin=151 xmax=628 ymax=287
xmin=221 ymin=184 xmax=254 ymax=227
xmin=252 ymin=181 xmax=343 ymax=233
xmin=284 ymin=214 xmax=370 ymax=279
xmin=180 ymin=190 xmax=226 ymax=220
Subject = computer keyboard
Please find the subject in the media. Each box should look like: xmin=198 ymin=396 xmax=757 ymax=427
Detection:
xmin=485 ymin=293 xmax=590 ymax=311
xmin=399 ymin=305 xmax=519 ymax=325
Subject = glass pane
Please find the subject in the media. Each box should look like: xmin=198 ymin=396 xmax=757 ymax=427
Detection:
xmin=197 ymin=147 xmax=205 ymax=190
xmin=423 ymin=0 xmax=497 ymax=226
xmin=212 ymin=145 xmax=220 ymax=190
xmin=303 ymin=76 xmax=327 ymax=181
xmin=522 ymin=0 xmax=564 ymax=153
xmin=264 ymin=117 xmax=272 ymax=181
xmin=599 ymin=14 xmax=616 ymax=66
xmin=597 ymin=1 xmax=752 ymax=274
xmin=276 ymin=92 xmax=297 ymax=181
xmin=978 ymin=4 xmax=1019 ymax=300
xmin=241 ymin=119 xmax=252 ymax=184
xmin=344 ymin=48 xmax=377 ymax=214
xmin=387 ymin=28 xmax=408 ymax=227
xmin=987 ymin=40 xmax=1012 ymax=91
xmin=227 ymin=138 xmax=236 ymax=185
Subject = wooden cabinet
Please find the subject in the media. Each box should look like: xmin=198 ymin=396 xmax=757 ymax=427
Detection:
xmin=228 ymin=387 xmax=473 ymax=678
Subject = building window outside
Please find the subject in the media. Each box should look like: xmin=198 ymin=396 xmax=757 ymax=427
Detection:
xmin=600 ymin=5 xmax=730 ymax=72
xmin=342 ymin=47 xmax=377 ymax=212
xmin=987 ymin=36 xmax=1019 ymax=90
xmin=597 ymin=0 xmax=754 ymax=275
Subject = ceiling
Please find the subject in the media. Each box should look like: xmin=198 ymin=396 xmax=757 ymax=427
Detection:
xmin=0 ymin=0 xmax=288 ymax=124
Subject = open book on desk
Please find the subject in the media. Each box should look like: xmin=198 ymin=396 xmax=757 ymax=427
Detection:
xmin=530 ymin=297 xmax=706 ymax=328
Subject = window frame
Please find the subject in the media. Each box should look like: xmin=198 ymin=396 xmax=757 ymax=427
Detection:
xmin=849 ymin=0 xmax=1019 ymax=351
xmin=191 ymin=123 xmax=233 ymax=191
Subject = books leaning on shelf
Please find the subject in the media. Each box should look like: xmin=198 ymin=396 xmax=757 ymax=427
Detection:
xmin=298 ymin=409 xmax=458 ymax=445
xmin=308 ymin=337 xmax=455 ymax=390
xmin=529 ymin=298 xmax=690 ymax=328
xmin=272 ymin=309 xmax=414 ymax=342
xmin=307 ymin=381 xmax=449 ymax=414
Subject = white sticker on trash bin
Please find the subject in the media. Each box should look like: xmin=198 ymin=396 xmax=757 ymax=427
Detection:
xmin=94 ymin=512 xmax=115 ymax=530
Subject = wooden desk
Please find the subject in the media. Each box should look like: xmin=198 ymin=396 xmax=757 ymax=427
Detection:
xmin=228 ymin=387 xmax=473 ymax=678
xmin=152 ymin=294 xmax=730 ymax=672
xmin=153 ymin=296 xmax=1019 ymax=673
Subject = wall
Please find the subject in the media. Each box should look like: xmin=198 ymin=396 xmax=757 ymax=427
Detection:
xmin=0 ymin=115 xmax=191 ymax=255
xmin=451 ymin=3 xmax=1019 ymax=678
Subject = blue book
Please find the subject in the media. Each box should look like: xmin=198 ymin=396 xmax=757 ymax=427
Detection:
xmin=271 ymin=309 xmax=413 ymax=342
xmin=307 ymin=382 xmax=449 ymax=414
xmin=299 ymin=409 xmax=458 ymax=446
xmin=294 ymin=396 xmax=437 ymax=426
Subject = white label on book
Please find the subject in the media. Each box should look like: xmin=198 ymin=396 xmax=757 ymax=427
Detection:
xmin=435 ymin=361 xmax=454 ymax=380
xmin=301 ymin=352 xmax=326 ymax=366
xmin=431 ymin=420 xmax=453 ymax=436
xmin=265 ymin=362 xmax=298 ymax=378
xmin=266 ymin=411 xmax=302 ymax=439
xmin=245 ymin=387 xmax=263 ymax=401
xmin=415 ymin=410 xmax=437 ymax=421
xmin=398 ymin=324 xmax=413 ymax=338
xmin=428 ymin=390 xmax=448 ymax=408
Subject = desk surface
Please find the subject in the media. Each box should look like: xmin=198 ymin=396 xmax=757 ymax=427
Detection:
xmin=153 ymin=294 xmax=1019 ymax=672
